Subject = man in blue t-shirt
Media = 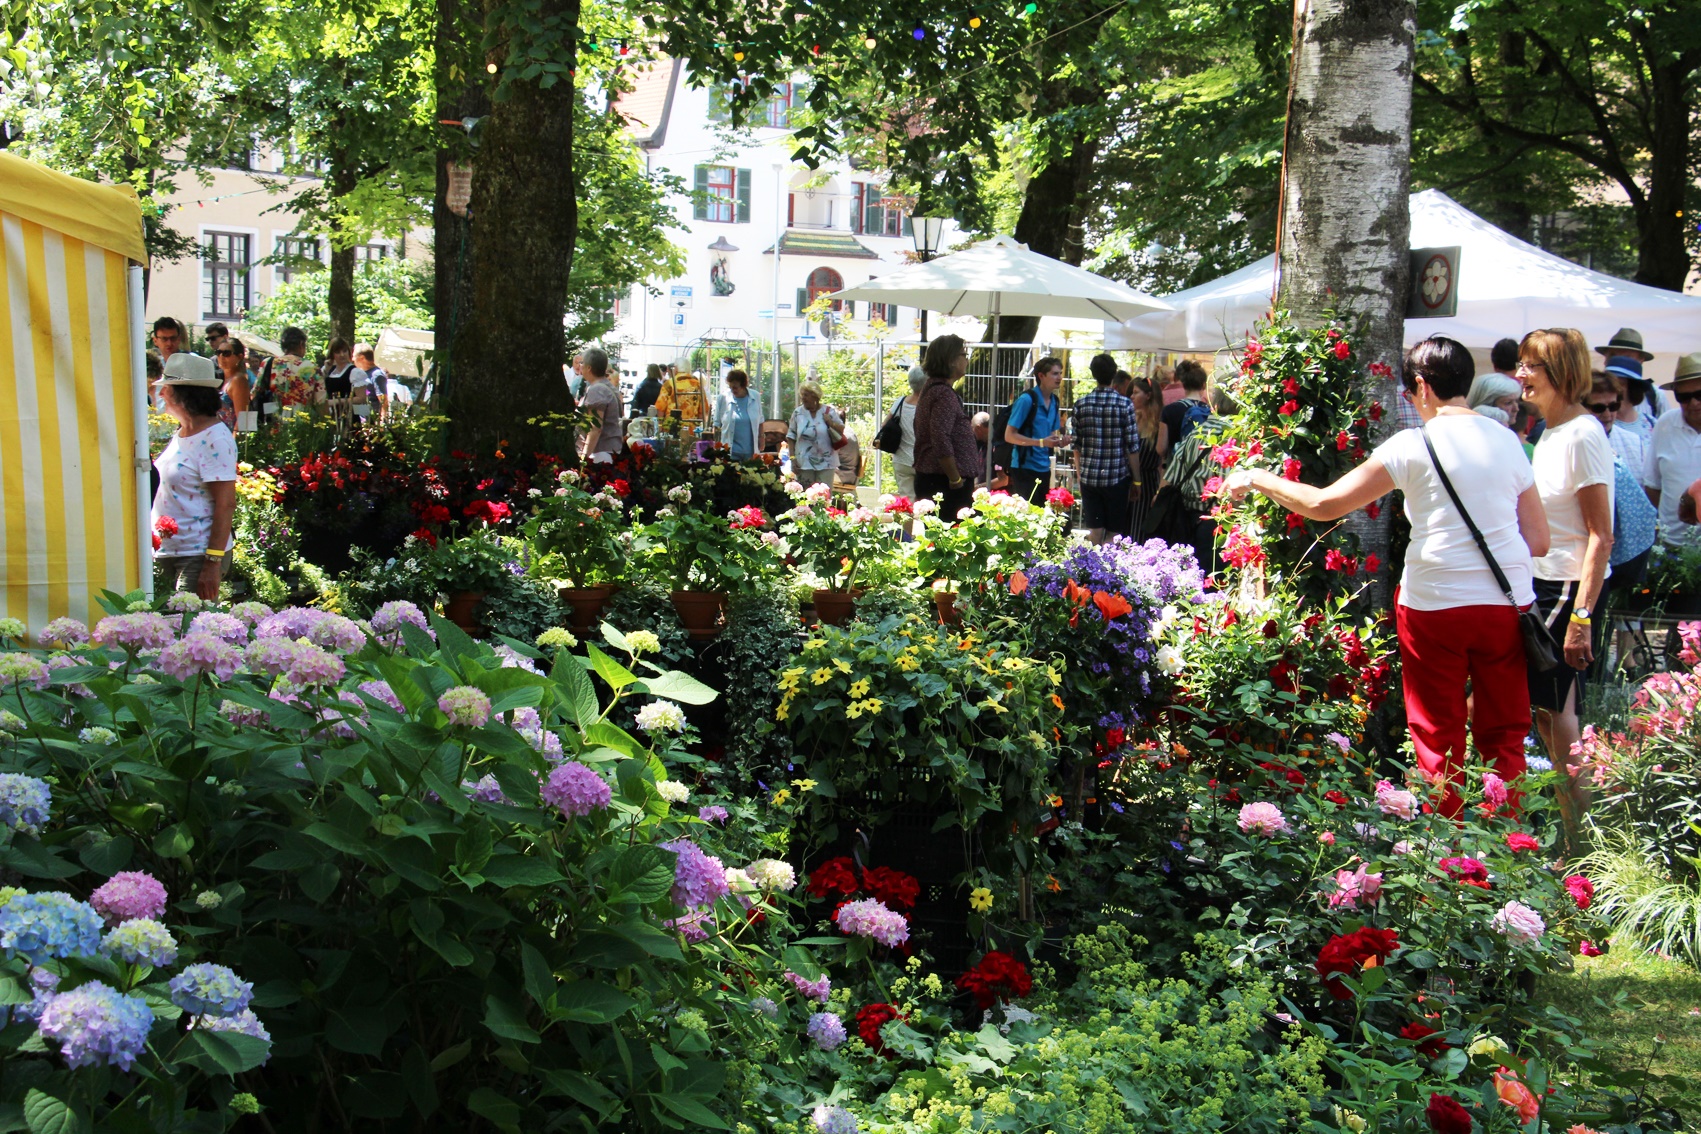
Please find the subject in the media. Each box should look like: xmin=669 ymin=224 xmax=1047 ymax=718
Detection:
xmin=1005 ymin=356 xmax=1066 ymax=504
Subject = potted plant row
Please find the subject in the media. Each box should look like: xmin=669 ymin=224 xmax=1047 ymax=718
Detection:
xmin=523 ymin=470 xmax=629 ymax=631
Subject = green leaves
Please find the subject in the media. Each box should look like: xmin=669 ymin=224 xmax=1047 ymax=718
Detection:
xmin=22 ymin=1091 xmax=78 ymax=1134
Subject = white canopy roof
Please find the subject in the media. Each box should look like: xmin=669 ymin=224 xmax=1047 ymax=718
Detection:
xmin=1105 ymin=189 xmax=1701 ymax=381
xmin=833 ymin=234 xmax=1172 ymax=323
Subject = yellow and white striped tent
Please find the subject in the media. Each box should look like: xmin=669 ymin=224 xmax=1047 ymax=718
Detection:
xmin=0 ymin=152 xmax=149 ymax=639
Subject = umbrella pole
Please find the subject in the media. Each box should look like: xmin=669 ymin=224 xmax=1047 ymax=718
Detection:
xmin=986 ymin=293 xmax=1001 ymax=486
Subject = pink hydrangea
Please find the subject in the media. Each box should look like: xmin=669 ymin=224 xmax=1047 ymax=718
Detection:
xmin=662 ymin=840 xmax=732 ymax=910
xmin=1327 ymin=865 xmax=1384 ymax=909
xmin=541 ymin=763 xmax=611 ymax=818
xmin=38 ymin=618 xmax=89 ymax=649
xmin=156 ymin=634 xmax=242 ymax=682
xmin=357 ymin=680 xmax=405 ymax=714
xmin=666 ymin=909 xmax=713 ymax=943
xmin=1236 ymin=801 xmax=1288 ymax=837
xmin=187 ymin=612 xmax=250 ymax=645
xmin=285 ymin=644 xmax=346 ymax=688
xmin=784 ymin=970 xmax=831 ymax=1002
xmin=370 ymin=601 xmax=433 ymax=649
xmin=1490 ymin=900 xmax=1546 ymax=945
xmin=91 ymin=613 xmax=175 ymax=652
xmin=1374 ymin=779 xmax=1418 ymax=820
xmin=243 ymin=638 xmax=302 ymax=677
xmin=89 ymin=872 xmax=168 ymax=926
xmin=1481 ymin=772 xmax=1509 ymax=809
xmin=833 ymin=897 xmax=910 ymax=947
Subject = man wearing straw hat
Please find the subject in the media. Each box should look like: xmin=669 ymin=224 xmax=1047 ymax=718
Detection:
xmin=1643 ymin=352 xmax=1701 ymax=548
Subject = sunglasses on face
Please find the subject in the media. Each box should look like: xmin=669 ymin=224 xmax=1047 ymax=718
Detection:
xmin=217 ymin=349 xmax=238 ymax=357
xmin=1585 ymin=400 xmax=1620 ymax=414
xmin=1675 ymin=389 xmax=1701 ymax=405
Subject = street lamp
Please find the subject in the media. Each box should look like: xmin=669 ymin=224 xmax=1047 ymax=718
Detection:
xmin=910 ymin=215 xmax=947 ymax=343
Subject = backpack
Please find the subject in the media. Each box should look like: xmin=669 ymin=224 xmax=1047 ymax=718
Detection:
xmin=1178 ymin=399 xmax=1212 ymax=444
xmin=991 ymin=389 xmax=1037 ymax=473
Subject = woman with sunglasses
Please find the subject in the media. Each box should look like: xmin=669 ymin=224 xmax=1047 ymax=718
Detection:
xmin=214 ymin=337 xmax=252 ymax=432
xmin=1585 ymin=370 xmax=1657 ymax=663
xmin=1227 ymin=336 xmax=1547 ymax=819
xmin=1519 ymin=329 xmax=1614 ymax=851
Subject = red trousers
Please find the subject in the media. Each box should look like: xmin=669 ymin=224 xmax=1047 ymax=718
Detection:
xmin=1395 ymin=598 xmax=1529 ymax=818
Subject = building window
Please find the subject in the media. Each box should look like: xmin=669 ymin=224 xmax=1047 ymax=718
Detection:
xmin=766 ymin=82 xmax=796 ymax=128
xmin=693 ymin=165 xmax=752 ymax=223
xmin=707 ymin=83 xmax=736 ymax=123
xmin=806 ymin=266 xmax=844 ymax=312
xmin=354 ymin=243 xmax=390 ymax=266
xmin=852 ymin=183 xmax=910 ymax=237
xmin=201 ymin=232 xmax=251 ymax=320
xmin=276 ymin=236 xmax=322 ymax=285
xmin=868 ymin=302 xmax=892 ymax=323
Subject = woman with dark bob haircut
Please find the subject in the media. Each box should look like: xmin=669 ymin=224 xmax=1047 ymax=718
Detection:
xmin=912 ymin=334 xmax=979 ymax=521
xmin=1229 ymin=335 xmax=1549 ymax=817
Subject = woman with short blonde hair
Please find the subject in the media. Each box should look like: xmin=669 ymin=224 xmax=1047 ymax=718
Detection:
xmin=788 ymin=381 xmax=842 ymax=486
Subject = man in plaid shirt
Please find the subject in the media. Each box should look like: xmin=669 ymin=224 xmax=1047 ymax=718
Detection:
xmin=1073 ymin=353 xmax=1143 ymax=543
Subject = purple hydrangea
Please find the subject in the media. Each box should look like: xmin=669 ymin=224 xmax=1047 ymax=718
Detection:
xmin=462 ymin=774 xmax=508 ymax=804
xmin=38 ymin=617 xmax=89 ymax=649
xmin=541 ymin=762 xmax=612 ymax=818
xmin=90 ymin=872 xmax=168 ymax=926
xmin=168 ymin=963 xmax=253 ymax=1017
xmin=511 ymin=708 xmax=564 ymax=761
xmin=219 ymin=700 xmax=268 ymax=728
xmin=698 ymin=805 xmax=729 ymax=824
xmin=99 ymin=918 xmax=179 ymax=967
xmin=665 ymin=909 xmax=713 ymax=942
xmin=784 ymin=971 xmax=831 ymax=1002
xmin=0 ymin=774 xmax=52 ymax=836
xmin=0 ymin=653 xmax=51 ymax=692
xmin=833 ymin=898 xmax=910 ymax=947
xmin=16 ymin=965 xmax=59 ymax=1022
xmin=491 ymin=644 xmax=541 ymax=673
xmin=806 ymin=1012 xmax=847 ymax=1051
xmin=0 ymin=892 xmax=104 ymax=962
xmin=243 ymin=638 xmax=302 ymax=677
xmin=227 ymin=602 xmax=274 ymax=627
xmin=371 ymin=601 xmax=433 ymax=649
xmin=661 ymin=840 xmax=731 ymax=910
xmin=438 ymin=685 xmax=491 ymax=728
xmin=156 ymin=633 xmax=243 ymax=682
xmin=812 ymin=1104 xmax=859 ymax=1133
xmin=357 ymin=679 xmax=405 ymax=714
xmin=318 ymin=692 xmax=368 ymax=739
xmin=284 ymin=644 xmax=345 ymax=687
xmin=92 ymin=613 xmax=175 ymax=652
xmin=38 ymin=980 xmax=154 ymax=1070
xmin=190 ymin=1007 xmax=270 ymax=1045
xmin=187 ymin=611 xmax=250 ymax=644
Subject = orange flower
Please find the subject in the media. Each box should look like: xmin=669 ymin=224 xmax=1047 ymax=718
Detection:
xmin=1092 ymin=589 xmax=1133 ymax=621
xmin=1049 ymin=693 xmax=1065 ymax=710
xmin=1062 ymin=579 xmax=1091 ymax=607
xmin=1009 ymin=570 xmax=1029 ymax=596
xmin=1494 ymin=1070 xmax=1540 ymax=1124
xmin=1046 ymin=874 xmax=1061 ymax=892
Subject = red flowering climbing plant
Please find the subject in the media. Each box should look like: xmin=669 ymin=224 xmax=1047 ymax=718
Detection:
xmin=1203 ymin=311 xmax=1383 ymax=606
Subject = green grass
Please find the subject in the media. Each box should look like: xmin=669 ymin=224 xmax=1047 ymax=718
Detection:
xmin=1537 ymin=943 xmax=1701 ymax=1127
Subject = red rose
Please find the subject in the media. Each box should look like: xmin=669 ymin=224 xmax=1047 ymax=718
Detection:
xmin=1316 ymin=927 xmax=1399 ymax=998
xmin=855 ymin=1002 xmax=902 ymax=1053
xmin=1425 ymin=1093 xmax=1473 ymax=1134
xmin=807 ymin=856 xmax=860 ymax=899
xmin=1504 ymin=832 xmax=1540 ymax=853
xmin=1564 ymin=874 xmax=1594 ymax=910
xmin=862 ymin=866 xmax=920 ymax=911
xmin=955 ymin=951 xmax=1034 ymax=1009
xmin=1440 ymin=856 xmax=1489 ymax=884
xmin=1323 ymin=789 xmax=1350 ymax=807
xmin=1278 ymin=399 xmax=1299 ymax=416
xmin=1400 ymin=1021 xmax=1450 ymax=1059
xmin=1334 ymin=340 xmax=1351 ymax=359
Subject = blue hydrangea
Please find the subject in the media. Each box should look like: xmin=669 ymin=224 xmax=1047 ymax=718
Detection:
xmin=192 ymin=1008 xmax=271 ymax=1046
xmin=169 ymin=963 xmax=253 ymax=1017
xmin=0 ymin=892 xmax=103 ymax=963
xmin=100 ymin=918 xmax=179 ymax=968
xmin=38 ymin=980 xmax=154 ymax=1070
xmin=0 ymin=774 xmax=52 ymax=837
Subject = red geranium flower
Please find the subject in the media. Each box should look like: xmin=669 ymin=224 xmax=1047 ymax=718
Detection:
xmin=861 ymin=866 xmax=920 ymax=911
xmin=410 ymin=527 xmax=438 ymax=547
xmin=609 ymin=478 xmax=631 ymax=497
xmin=956 ymin=951 xmax=1034 ymax=1009
xmin=807 ymin=856 xmax=860 ymax=900
xmin=1400 ymin=1021 xmax=1450 ymax=1059
xmin=855 ymin=1002 xmax=902 ymax=1053
xmin=153 ymin=515 xmax=179 ymax=537
xmin=1316 ymin=927 xmax=1400 ymax=999
xmin=1104 ymin=727 xmax=1126 ymax=749
xmin=1425 ymin=1093 xmax=1472 ymax=1134
xmin=1045 ymin=487 xmax=1076 ymax=510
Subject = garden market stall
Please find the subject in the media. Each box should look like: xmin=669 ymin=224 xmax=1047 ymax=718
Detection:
xmin=0 ymin=151 xmax=149 ymax=634
xmin=1107 ymin=190 xmax=1701 ymax=383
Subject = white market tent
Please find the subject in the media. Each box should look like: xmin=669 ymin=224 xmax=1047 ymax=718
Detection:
xmin=1105 ymin=189 xmax=1701 ymax=383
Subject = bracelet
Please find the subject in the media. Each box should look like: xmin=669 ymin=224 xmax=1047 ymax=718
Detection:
xmin=202 ymin=548 xmax=226 ymax=559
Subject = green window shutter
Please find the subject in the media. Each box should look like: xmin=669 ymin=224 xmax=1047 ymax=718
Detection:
xmin=865 ymin=197 xmax=880 ymax=236
xmin=901 ymin=214 xmax=913 ymax=237
xmin=736 ymin=168 xmax=752 ymax=223
xmin=693 ymin=166 xmax=709 ymax=221
xmin=795 ymin=287 xmax=807 ymax=314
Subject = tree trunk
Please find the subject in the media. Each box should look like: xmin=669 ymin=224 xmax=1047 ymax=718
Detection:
xmin=441 ymin=0 xmax=580 ymax=456
xmin=433 ymin=0 xmax=486 ymax=411
xmin=327 ymin=242 xmax=356 ymax=346
xmin=1635 ymin=48 xmax=1695 ymax=290
xmin=1278 ymin=0 xmax=1415 ymax=606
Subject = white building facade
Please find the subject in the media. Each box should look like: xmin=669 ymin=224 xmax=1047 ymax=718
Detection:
xmin=608 ymin=59 xmax=958 ymax=367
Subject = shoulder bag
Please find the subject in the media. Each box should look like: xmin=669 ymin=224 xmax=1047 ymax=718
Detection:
xmin=875 ymin=396 xmax=905 ymax=454
xmin=1420 ymin=428 xmax=1560 ymax=672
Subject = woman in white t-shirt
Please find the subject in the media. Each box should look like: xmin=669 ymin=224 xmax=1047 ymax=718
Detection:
xmin=152 ymin=353 xmax=238 ymax=599
xmin=1228 ymin=336 xmax=1549 ymax=817
xmin=1518 ymin=328 xmax=1614 ymax=849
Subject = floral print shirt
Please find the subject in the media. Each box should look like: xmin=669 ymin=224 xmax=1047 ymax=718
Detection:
xmin=269 ymin=355 xmax=323 ymax=409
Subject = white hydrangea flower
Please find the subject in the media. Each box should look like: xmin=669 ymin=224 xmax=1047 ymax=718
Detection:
xmin=656 ymin=779 xmax=689 ymax=803
xmin=746 ymin=858 xmax=797 ymax=891
xmin=633 ymin=699 xmax=686 ymax=733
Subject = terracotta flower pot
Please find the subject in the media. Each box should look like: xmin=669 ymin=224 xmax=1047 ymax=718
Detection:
xmin=812 ymin=588 xmax=865 ymax=627
xmin=670 ymin=590 xmax=729 ymax=639
xmin=444 ymin=591 xmax=486 ymax=635
xmin=558 ymin=584 xmax=618 ymax=634
xmin=933 ymin=589 xmax=962 ymax=626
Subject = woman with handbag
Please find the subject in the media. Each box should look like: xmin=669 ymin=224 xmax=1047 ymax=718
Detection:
xmin=1518 ymin=329 xmax=1614 ymax=849
xmin=1227 ymin=336 xmax=1549 ymax=818
xmin=874 ymin=366 xmax=927 ymax=501
xmin=787 ymin=382 xmax=844 ymax=488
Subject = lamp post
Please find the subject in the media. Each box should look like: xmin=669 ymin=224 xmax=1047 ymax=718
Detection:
xmin=910 ymin=215 xmax=946 ymax=344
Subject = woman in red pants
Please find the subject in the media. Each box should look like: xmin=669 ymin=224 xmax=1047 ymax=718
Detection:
xmin=1227 ymin=336 xmax=1550 ymax=816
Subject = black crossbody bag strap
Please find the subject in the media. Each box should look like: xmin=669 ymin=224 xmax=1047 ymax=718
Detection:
xmin=1420 ymin=427 xmax=1521 ymax=608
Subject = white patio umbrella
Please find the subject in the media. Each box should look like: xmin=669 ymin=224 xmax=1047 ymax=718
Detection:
xmin=831 ymin=234 xmax=1171 ymax=338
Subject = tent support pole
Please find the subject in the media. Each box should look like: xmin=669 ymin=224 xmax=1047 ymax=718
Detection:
xmin=129 ymin=265 xmax=152 ymax=600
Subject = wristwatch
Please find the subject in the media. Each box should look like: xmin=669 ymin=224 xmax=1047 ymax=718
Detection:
xmin=1570 ymin=606 xmax=1591 ymax=624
